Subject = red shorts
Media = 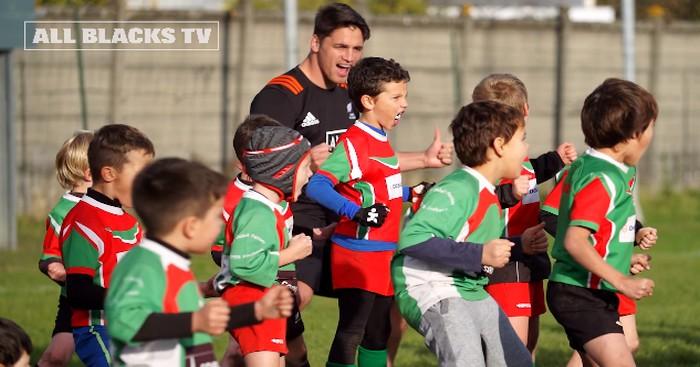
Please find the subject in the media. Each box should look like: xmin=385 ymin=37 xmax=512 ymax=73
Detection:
xmin=617 ymin=293 xmax=637 ymax=316
xmin=221 ymin=283 xmax=287 ymax=356
xmin=331 ymin=243 xmax=394 ymax=296
xmin=486 ymin=280 xmax=546 ymax=317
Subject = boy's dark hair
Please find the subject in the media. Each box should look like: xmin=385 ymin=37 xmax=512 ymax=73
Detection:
xmin=0 ymin=318 xmax=32 ymax=366
xmin=472 ymin=73 xmax=528 ymax=112
xmin=314 ymin=3 xmax=370 ymax=41
xmin=88 ymin=124 xmax=155 ymax=184
xmin=348 ymin=57 xmax=410 ymax=112
xmin=581 ymin=78 xmax=658 ymax=149
xmin=233 ymin=115 xmax=281 ymax=162
xmin=451 ymin=101 xmax=525 ymax=167
xmin=132 ymin=158 xmax=227 ymax=237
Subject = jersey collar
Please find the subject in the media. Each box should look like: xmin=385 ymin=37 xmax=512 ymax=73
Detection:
xmin=587 ymin=148 xmax=630 ymax=173
xmin=83 ymin=188 xmax=124 ymax=215
xmin=234 ymin=174 xmax=253 ymax=191
xmin=141 ymin=238 xmax=191 ymax=269
xmin=63 ymin=192 xmax=82 ymax=203
xmin=354 ymin=121 xmax=388 ymax=142
xmin=244 ymin=189 xmax=288 ymax=214
xmin=461 ymin=165 xmax=496 ymax=194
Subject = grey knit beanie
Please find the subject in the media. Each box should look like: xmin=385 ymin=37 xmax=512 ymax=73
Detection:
xmin=243 ymin=126 xmax=311 ymax=200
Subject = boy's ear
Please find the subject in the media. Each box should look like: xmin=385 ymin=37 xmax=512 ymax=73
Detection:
xmin=84 ymin=168 xmax=93 ymax=182
xmin=493 ymin=136 xmax=506 ymax=157
xmin=182 ymin=216 xmax=200 ymax=240
xmin=360 ymin=94 xmax=374 ymax=111
xmin=523 ymin=103 xmax=530 ymax=118
xmin=310 ymin=34 xmax=321 ymax=53
xmin=100 ymin=166 xmax=118 ymax=183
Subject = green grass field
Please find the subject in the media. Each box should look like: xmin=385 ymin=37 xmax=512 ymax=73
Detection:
xmin=1 ymin=191 xmax=699 ymax=366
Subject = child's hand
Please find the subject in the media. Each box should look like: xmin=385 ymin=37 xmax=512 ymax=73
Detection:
xmin=310 ymin=143 xmax=332 ymax=171
xmin=636 ymin=227 xmax=658 ymax=250
xmin=256 ymin=285 xmax=294 ymax=320
xmin=423 ymin=128 xmax=454 ymax=168
xmin=556 ymin=142 xmax=578 ymax=164
xmin=482 ymin=239 xmax=514 ymax=268
xmin=521 ymin=222 xmax=548 ymax=255
xmin=617 ymin=276 xmax=655 ymax=300
xmin=512 ymin=175 xmax=529 ymax=200
xmin=192 ymin=298 xmax=230 ymax=335
xmin=288 ymin=234 xmax=313 ymax=261
xmin=630 ymin=253 xmax=652 ymax=275
xmin=313 ymin=223 xmax=337 ymax=242
xmin=353 ymin=203 xmax=389 ymax=227
xmin=47 ymin=262 xmax=66 ymax=282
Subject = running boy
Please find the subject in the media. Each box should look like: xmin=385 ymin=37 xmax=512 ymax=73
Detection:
xmin=471 ymin=73 xmax=578 ymax=356
xmin=393 ymin=101 xmax=544 ymax=367
xmin=37 ymin=132 xmax=93 ymax=367
xmin=215 ymin=125 xmax=313 ymax=367
xmin=546 ymin=78 xmax=658 ymax=367
xmin=61 ymin=124 xmax=154 ymax=367
xmin=105 ymin=158 xmax=294 ymax=367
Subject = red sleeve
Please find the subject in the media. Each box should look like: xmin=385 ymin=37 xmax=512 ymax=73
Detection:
xmin=569 ymin=177 xmax=611 ymax=233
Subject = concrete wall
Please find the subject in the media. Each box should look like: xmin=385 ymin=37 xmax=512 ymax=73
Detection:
xmin=14 ymin=8 xmax=700 ymax=215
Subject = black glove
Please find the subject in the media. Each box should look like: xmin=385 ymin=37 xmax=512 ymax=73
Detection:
xmin=409 ymin=181 xmax=435 ymax=213
xmin=353 ymin=203 xmax=389 ymax=227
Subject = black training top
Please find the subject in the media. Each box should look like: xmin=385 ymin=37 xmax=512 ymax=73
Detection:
xmin=250 ymin=66 xmax=358 ymax=229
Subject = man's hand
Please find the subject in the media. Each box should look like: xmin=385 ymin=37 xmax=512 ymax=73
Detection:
xmin=556 ymin=142 xmax=578 ymax=165
xmin=288 ymin=234 xmax=313 ymax=262
xmin=511 ymin=175 xmax=529 ymax=200
xmin=198 ymin=275 xmax=219 ymax=298
xmin=353 ymin=203 xmax=389 ymax=227
xmin=47 ymin=262 xmax=66 ymax=282
xmin=192 ymin=298 xmax=230 ymax=335
xmin=521 ymin=222 xmax=548 ymax=255
xmin=617 ymin=276 xmax=655 ymax=300
xmin=423 ymin=128 xmax=453 ymax=168
xmin=310 ymin=143 xmax=332 ymax=171
xmin=482 ymin=239 xmax=514 ymax=268
xmin=630 ymin=253 xmax=652 ymax=275
xmin=255 ymin=285 xmax=294 ymax=320
xmin=636 ymin=227 xmax=658 ymax=250
xmin=313 ymin=223 xmax=337 ymax=242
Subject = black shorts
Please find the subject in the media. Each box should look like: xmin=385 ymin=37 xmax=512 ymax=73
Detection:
xmin=52 ymin=294 xmax=72 ymax=336
xmin=278 ymin=272 xmax=305 ymax=340
xmin=546 ymin=281 xmax=623 ymax=352
xmin=293 ymin=225 xmax=336 ymax=298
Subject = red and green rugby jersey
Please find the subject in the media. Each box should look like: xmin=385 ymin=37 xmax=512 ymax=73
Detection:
xmin=500 ymin=157 xmax=540 ymax=236
xmin=541 ymin=167 xmax=570 ymax=216
xmin=215 ymin=190 xmax=293 ymax=290
xmin=550 ymin=149 xmax=637 ymax=291
xmin=317 ymin=121 xmax=403 ymax=245
xmin=211 ymin=177 xmax=252 ymax=253
xmin=393 ymin=166 xmax=503 ymax=329
xmin=61 ymin=190 xmax=142 ymax=327
xmin=41 ymin=192 xmax=82 ymax=262
xmin=107 ymin=239 xmax=215 ymax=367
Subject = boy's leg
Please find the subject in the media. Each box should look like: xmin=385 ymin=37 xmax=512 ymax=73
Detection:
xmin=476 ymin=297 xmax=532 ymax=367
xmin=386 ymin=303 xmax=408 ymax=367
xmin=620 ymin=314 xmax=640 ymax=354
xmin=418 ymin=298 xmax=485 ymax=367
xmin=507 ymin=316 xmax=530 ymax=347
xmin=327 ymin=289 xmax=376 ymax=366
xmin=244 ymin=351 xmax=281 ymax=367
xmin=357 ymin=295 xmax=393 ymax=367
xmin=286 ymin=336 xmax=309 ymax=367
xmin=40 ymin=295 xmax=74 ymax=367
xmin=581 ymin=333 xmax=635 ymax=367
xmin=527 ymin=316 xmax=540 ymax=357
xmin=73 ymin=326 xmax=111 ymax=367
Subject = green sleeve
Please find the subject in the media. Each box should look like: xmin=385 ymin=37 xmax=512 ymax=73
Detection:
xmin=229 ymin=205 xmax=280 ymax=287
xmin=63 ymin=229 xmax=99 ymax=275
xmin=399 ymin=180 xmax=474 ymax=251
xmin=318 ymin=138 xmax=366 ymax=184
xmin=105 ymin=254 xmax=165 ymax=344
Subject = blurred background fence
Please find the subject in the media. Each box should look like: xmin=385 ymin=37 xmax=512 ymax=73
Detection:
xmin=13 ymin=5 xmax=700 ymax=216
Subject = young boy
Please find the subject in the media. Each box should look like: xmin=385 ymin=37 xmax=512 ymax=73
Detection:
xmin=547 ymin=78 xmax=658 ymax=367
xmin=393 ymin=101 xmax=544 ymax=367
xmin=304 ymin=57 xmax=423 ymax=367
xmin=37 ymin=131 xmax=93 ymax=367
xmin=61 ymin=124 xmax=154 ymax=367
xmin=471 ymin=73 xmax=578 ymax=356
xmin=105 ymin=158 xmax=294 ymax=367
xmin=0 ymin=318 xmax=32 ymax=367
xmin=215 ymin=125 xmax=313 ymax=367
xmin=540 ymin=156 xmax=657 ymax=367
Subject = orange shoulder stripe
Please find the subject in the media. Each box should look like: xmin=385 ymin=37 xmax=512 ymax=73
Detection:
xmin=267 ymin=75 xmax=303 ymax=95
